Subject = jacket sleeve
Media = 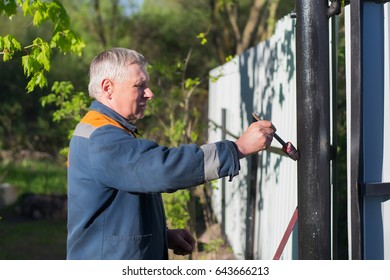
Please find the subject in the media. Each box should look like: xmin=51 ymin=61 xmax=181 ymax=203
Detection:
xmin=88 ymin=125 xmax=240 ymax=193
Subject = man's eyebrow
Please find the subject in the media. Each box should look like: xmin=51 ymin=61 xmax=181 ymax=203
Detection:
xmin=138 ymin=78 xmax=149 ymax=83
xmin=134 ymin=79 xmax=150 ymax=86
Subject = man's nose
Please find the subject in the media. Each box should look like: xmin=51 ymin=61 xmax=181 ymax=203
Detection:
xmin=144 ymin=88 xmax=154 ymax=99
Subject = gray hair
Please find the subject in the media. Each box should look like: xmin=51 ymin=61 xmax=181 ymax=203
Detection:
xmin=88 ymin=48 xmax=148 ymax=99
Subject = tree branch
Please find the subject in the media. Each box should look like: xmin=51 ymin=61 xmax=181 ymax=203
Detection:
xmin=93 ymin=0 xmax=107 ymax=47
xmin=237 ymin=0 xmax=267 ymax=55
xmin=225 ymin=2 xmax=241 ymax=45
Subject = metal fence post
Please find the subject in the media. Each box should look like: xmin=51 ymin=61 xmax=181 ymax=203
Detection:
xmin=221 ymin=108 xmax=227 ymax=239
xmin=296 ymin=0 xmax=331 ymax=259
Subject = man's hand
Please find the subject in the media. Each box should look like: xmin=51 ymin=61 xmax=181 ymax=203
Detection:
xmin=167 ymin=229 xmax=196 ymax=256
xmin=235 ymin=120 xmax=275 ymax=158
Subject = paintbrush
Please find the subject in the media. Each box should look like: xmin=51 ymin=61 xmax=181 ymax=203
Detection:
xmin=252 ymin=112 xmax=300 ymax=161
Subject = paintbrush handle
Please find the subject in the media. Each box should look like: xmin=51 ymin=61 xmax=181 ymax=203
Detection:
xmin=252 ymin=112 xmax=262 ymax=122
xmin=252 ymin=112 xmax=286 ymax=146
xmin=274 ymin=133 xmax=286 ymax=146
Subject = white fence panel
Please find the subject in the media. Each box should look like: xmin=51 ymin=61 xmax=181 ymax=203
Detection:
xmin=208 ymin=15 xmax=298 ymax=260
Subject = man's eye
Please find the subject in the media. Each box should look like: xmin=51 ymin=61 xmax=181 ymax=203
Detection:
xmin=135 ymin=83 xmax=148 ymax=88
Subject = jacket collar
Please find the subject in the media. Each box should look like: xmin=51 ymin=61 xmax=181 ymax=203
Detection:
xmin=90 ymin=101 xmax=139 ymax=134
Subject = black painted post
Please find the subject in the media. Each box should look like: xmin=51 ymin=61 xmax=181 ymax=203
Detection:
xmin=296 ymin=0 xmax=331 ymax=259
xmin=221 ymin=108 xmax=227 ymax=239
xmin=349 ymin=0 xmax=363 ymax=260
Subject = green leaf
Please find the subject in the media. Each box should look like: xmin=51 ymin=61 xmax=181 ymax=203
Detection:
xmin=225 ymin=55 xmax=233 ymax=62
xmin=0 ymin=0 xmax=17 ymax=17
xmin=35 ymin=71 xmax=47 ymax=89
xmin=48 ymin=1 xmax=70 ymax=30
xmin=0 ymin=35 xmax=21 ymax=61
xmin=196 ymin=32 xmax=207 ymax=45
xmin=33 ymin=9 xmax=43 ymax=25
xmin=1 ymin=0 xmax=84 ymax=98
xmin=22 ymin=55 xmax=39 ymax=77
xmin=50 ymin=30 xmax=85 ymax=56
xmin=36 ymin=45 xmax=51 ymax=71
xmin=191 ymin=131 xmax=198 ymax=142
xmin=26 ymin=75 xmax=37 ymax=93
xmin=22 ymin=53 xmax=44 ymax=77
xmin=21 ymin=0 xmax=33 ymax=16
xmin=25 ymin=71 xmax=48 ymax=93
xmin=209 ymin=68 xmax=225 ymax=83
xmin=21 ymin=38 xmax=52 ymax=77
xmin=184 ymin=77 xmax=200 ymax=89
xmin=41 ymin=81 xmax=89 ymax=123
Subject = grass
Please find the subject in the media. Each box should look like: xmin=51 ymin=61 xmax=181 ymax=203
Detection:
xmin=0 ymin=215 xmax=67 ymax=260
xmin=0 ymin=158 xmax=67 ymax=195
xmin=0 ymin=157 xmax=67 ymax=260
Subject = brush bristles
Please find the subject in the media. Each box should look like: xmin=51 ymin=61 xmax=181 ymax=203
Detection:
xmin=282 ymin=142 xmax=300 ymax=161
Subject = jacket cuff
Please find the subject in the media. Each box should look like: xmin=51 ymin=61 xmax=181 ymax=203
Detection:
xmin=224 ymin=140 xmax=240 ymax=181
xmin=200 ymin=140 xmax=241 ymax=182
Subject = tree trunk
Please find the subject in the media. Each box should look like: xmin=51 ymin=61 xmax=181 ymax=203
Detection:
xmin=93 ymin=0 xmax=107 ymax=47
xmin=236 ymin=0 xmax=267 ymax=55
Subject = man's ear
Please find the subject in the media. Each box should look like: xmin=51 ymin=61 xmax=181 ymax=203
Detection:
xmin=102 ymin=79 xmax=113 ymax=99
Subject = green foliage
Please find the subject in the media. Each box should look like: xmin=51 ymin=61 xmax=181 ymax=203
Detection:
xmin=0 ymin=0 xmax=88 ymax=156
xmin=225 ymin=55 xmax=233 ymax=62
xmin=211 ymin=180 xmax=219 ymax=190
xmin=0 ymin=0 xmax=17 ymax=16
xmin=165 ymin=119 xmax=186 ymax=145
xmin=184 ymin=77 xmax=201 ymax=90
xmin=150 ymin=34 xmax=210 ymax=231
xmin=203 ymin=238 xmax=224 ymax=254
xmin=50 ymin=29 xmax=84 ymax=54
xmin=145 ymin=60 xmax=207 ymax=146
xmin=41 ymin=81 xmax=89 ymax=124
xmin=140 ymin=28 xmax=215 ymax=231
xmin=196 ymin=32 xmax=207 ymax=45
xmin=0 ymin=159 xmax=67 ymax=195
xmin=0 ymin=34 xmax=21 ymax=61
xmin=40 ymin=81 xmax=90 ymax=155
xmin=22 ymin=37 xmax=51 ymax=92
xmin=0 ymin=0 xmax=85 ymax=92
xmin=209 ymin=68 xmax=225 ymax=84
xmin=162 ymin=190 xmax=190 ymax=229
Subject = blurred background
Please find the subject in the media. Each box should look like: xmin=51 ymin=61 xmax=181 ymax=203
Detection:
xmin=1 ymin=0 xmax=339 ymax=260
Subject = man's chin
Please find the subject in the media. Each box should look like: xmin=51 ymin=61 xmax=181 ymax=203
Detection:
xmin=134 ymin=112 xmax=145 ymax=120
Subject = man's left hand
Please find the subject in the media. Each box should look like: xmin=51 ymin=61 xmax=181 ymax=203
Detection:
xmin=167 ymin=229 xmax=196 ymax=256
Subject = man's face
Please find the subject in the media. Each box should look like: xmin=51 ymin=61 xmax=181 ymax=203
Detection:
xmin=105 ymin=64 xmax=154 ymax=121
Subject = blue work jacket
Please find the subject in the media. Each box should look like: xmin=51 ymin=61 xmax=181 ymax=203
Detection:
xmin=66 ymin=101 xmax=240 ymax=259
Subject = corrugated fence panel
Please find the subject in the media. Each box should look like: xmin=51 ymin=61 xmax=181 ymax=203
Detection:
xmin=208 ymin=55 xmax=251 ymax=259
xmin=208 ymin=15 xmax=298 ymax=260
